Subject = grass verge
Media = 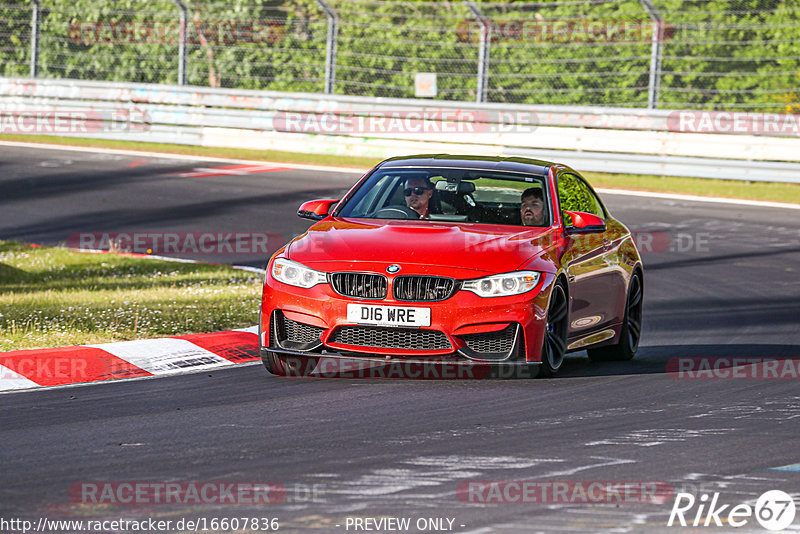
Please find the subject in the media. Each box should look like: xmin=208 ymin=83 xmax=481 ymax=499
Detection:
xmin=0 ymin=241 xmax=262 ymax=352
xmin=2 ymin=133 xmax=799 ymax=205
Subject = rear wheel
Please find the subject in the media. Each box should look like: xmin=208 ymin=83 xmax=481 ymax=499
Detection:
xmin=538 ymin=282 xmax=568 ymax=378
xmin=587 ymin=272 xmax=642 ymax=362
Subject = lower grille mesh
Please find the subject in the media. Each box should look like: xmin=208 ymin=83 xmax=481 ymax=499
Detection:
xmin=462 ymin=325 xmax=516 ymax=354
xmin=330 ymin=326 xmax=451 ymax=350
xmin=282 ymin=316 xmax=324 ymax=344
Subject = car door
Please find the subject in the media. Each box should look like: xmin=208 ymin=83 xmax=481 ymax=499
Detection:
xmin=556 ymin=171 xmax=620 ymax=343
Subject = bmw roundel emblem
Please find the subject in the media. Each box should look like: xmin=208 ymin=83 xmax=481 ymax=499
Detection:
xmin=387 ymin=264 xmax=401 ymax=274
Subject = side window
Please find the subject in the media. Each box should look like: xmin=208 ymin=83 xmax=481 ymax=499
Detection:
xmin=342 ymin=174 xmax=400 ymax=216
xmin=557 ymin=173 xmax=605 ymax=221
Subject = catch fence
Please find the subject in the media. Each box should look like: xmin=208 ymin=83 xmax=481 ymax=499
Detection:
xmin=2 ymin=0 xmax=798 ymax=111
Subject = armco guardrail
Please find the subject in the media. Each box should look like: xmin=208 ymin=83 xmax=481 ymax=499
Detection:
xmin=2 ymin=77 xmax=800 ymax=183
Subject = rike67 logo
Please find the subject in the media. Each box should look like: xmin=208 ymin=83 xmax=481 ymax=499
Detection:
xmin=668 ymin=490 xmax=796 ymax=531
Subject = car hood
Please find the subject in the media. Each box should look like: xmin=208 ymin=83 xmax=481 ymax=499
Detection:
xmin=286 ymin=218 xmax=558 ymax=275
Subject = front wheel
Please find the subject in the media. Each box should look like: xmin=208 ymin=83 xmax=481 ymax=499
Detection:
xmin=261 ymin=350 xmax=283 ymax=375
xmin=538 ymin=282 xmax=568 ymax=378
xmin=587 ymin=271 xmax=643 ymax=362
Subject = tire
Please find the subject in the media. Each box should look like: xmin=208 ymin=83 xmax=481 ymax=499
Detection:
xmin=259 ymin=312 xmax=284 ymax=376
xmin=587 ymin=271 xmax=643 ymax=362
xmin=261 ymin=350 xmax=282 ymax=375
xmin=538 ymin=281 xmax=569 ymax=378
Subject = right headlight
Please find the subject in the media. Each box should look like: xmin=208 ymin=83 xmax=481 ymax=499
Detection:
xmin=461 ymin=271 xmax=541 ymax=297
xmin=270 ymin=258 xmax=327 ymax=288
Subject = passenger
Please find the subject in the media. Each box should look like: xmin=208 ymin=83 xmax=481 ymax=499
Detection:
xmin=520 ymin=187 xmax=546 ymax=226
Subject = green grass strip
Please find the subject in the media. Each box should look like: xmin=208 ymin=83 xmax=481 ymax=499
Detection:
xmin=0 ymin=241 xmax=261 ymax=351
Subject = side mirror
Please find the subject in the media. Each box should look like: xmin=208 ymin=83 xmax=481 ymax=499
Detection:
xmin=297 ymin=199 xmax=339 ymax=221
xmin=563 ymin=210 xmax=606 ymax=233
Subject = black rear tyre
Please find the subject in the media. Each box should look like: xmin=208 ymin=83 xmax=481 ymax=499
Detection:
xmin=587 ymin=272 xmax=643 ymax=362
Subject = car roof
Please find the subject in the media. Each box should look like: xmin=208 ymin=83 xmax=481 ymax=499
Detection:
xmin=378 ymin=154 xmax=551 ymax=176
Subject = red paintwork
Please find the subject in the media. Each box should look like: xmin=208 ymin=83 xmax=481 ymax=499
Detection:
xmin=260 ymin=156 xmax=643 ymax=368
xmin=298 ymin=199 xmax=339 ymax=218
xmin=261 ymin=270 xmax=551 ymax=359
xmin=0 ymin=346 xmax=152 ymax=386
xmin=563 ymin=210 xmax=605 ymax=229
xmin=287 ymin=219 xmax=559 ymax=275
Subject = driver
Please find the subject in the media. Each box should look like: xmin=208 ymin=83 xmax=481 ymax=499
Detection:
xmin=520 ymin=187 xmax=546 ymax=226
xmin=404 ymin=177 xmax=435 ymax=219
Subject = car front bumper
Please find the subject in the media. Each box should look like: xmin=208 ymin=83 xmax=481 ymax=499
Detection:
xmin=260 ymin=272 xmax=557 ymax=364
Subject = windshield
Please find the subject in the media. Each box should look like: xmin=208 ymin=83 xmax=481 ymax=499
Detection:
xmin=335 ymin=167 xmax=550 ymax=227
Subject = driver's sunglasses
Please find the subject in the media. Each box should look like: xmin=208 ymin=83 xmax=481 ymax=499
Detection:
xmin=404 ymin=186 xmax=430 ymax=196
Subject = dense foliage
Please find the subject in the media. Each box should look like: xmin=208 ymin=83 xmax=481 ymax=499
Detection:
xmin=1 ymin=0 xmax=798 ymax=111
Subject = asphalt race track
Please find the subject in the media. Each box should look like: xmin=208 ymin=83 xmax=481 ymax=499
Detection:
xmin=1 ymin=144 xmax=799 ymax=533
xmin=0 ymin=145 xmax=360 ymax=267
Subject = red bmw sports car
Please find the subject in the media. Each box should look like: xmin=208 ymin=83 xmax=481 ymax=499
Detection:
xmin=259 ymin=155 xmax=643 ymax=378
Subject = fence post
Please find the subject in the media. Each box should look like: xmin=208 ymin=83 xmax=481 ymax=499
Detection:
xmin=639 ymin=0 xmax=663 ymax=109
xmin=316 ymin=0 xmax=338 ymax=94
xmin=173 ymin=0 xmax=188 ymax=85
xmin=30 ymin=0 xmax=40 ymax=78
xmin=466 ymin=2 xmax=490 ymax=103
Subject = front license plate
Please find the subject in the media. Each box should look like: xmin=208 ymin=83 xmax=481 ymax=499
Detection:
xmin=346 ymin=304 xmax=431 ymax=327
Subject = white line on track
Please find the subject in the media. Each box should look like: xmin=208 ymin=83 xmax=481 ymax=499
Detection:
xmin=68 ymin=247 xmax=266 ymax=273
xmin=3 ymin=140 xmax=798 ymax=210
xmin=596 ymin=187 xmax=800 ymax=210
xmin=0 ymin=140 xmax=366 ymax=174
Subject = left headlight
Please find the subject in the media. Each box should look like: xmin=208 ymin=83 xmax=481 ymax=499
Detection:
xmin=271 ymin=258 xmax=327 ymax=288
xmin=461 ymin=271 xmax=541 ymax=297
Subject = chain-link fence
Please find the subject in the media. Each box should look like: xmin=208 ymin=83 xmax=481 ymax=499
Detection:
xmin=0 ymin=1 xmax=33 ymax=76
xmin=658 ymin=0 xmax=800 ymax=111
xmin=1 ymin=0 xmax=798 ymax=111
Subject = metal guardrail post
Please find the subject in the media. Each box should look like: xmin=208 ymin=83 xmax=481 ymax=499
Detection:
xmin=316 ymin=0 xmax=338 ymax=94
xmin=466 ymin=2 xmax=490 ymax=104
xmin=173 ymin=0 xmax=188 ymax=86
xmin=30 ymin=0 xmax=41 ymax=78
xmin=640 ymin=0 xmax=663 ymax=109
